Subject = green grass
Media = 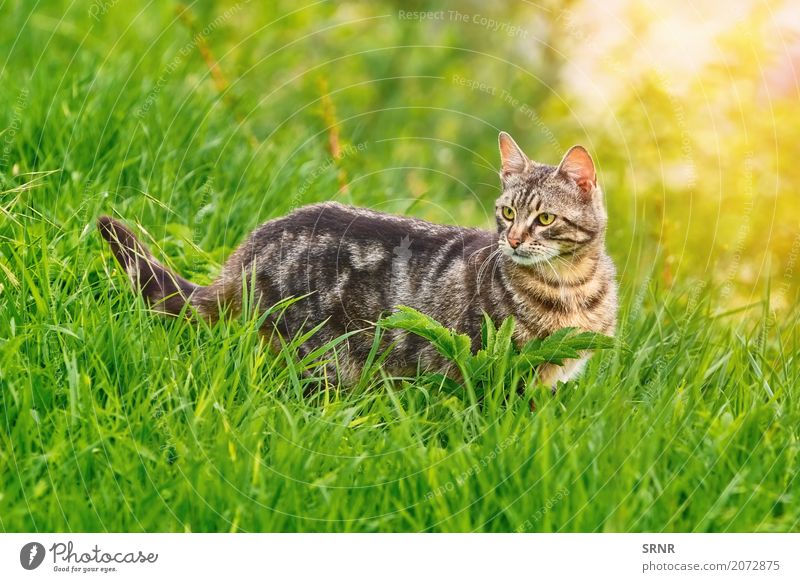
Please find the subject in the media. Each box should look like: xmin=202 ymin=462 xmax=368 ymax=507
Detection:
xmin=1 ymin=0 xmax=799 ymax=532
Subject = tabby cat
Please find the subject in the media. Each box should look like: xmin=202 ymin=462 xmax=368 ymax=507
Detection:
xmin=98 ymin=132 xmax=617 ymax=387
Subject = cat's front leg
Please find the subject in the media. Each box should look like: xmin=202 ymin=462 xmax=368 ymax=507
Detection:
xmin=536 ymin=355 xmax=589 ymax=391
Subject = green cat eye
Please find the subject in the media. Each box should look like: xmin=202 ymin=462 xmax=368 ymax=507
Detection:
xmin=501 ymin=206 xmax=515 ymax=220
xmin=537 ymin=212 xmax=555 ymax=225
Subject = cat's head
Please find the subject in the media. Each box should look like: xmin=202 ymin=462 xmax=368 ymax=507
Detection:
xmin=495 ymin=131 xmax=606 ymax=267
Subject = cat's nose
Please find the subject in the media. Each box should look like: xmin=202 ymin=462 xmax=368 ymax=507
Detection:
xmin=508 ymin=235 xmax=521 ymax=249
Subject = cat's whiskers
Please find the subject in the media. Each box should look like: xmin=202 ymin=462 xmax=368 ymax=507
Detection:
xmin=488 ymin=249 xmax=504 ymax=292
xmin=551 ymin=252 xmax=596 ymax=284
xmin=540 ymin=255 xmax=571 ymax=301
xmin=474 ymin=249 xmax=492 ymax=283
xmin=549 ymin=255 xmax=581 ymax=280
xmin=476 ymin=248 xmax=502 ymax=289
xmin=477 ymin=248 xmax=501 ymax=286
xmin=467 ymin=243 xmax=499 ymax=263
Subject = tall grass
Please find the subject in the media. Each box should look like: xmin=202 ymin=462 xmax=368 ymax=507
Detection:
xmin=2 ymin=243 xmax=797 ymax=531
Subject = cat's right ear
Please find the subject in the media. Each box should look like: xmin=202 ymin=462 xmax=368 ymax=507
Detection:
xmin=498 ymin=131 xmax=530 ymax=177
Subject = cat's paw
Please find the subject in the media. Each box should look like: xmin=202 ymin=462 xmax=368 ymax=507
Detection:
xmin=537 ymin=357 xmax=588 ymax=391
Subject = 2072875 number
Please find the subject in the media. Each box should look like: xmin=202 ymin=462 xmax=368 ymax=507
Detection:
xmin=730 ymin=560 xmax=780 ymax=571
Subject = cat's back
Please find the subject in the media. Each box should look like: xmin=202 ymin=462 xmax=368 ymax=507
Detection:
xmin=270 ymin=201 xmax=472 ymax=244
xmin=237 ymin=201 xmax=487 ymax=266
xmin=225 ymin=201 xmax=490 ymax=295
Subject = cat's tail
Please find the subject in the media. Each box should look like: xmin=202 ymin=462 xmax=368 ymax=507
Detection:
xmin=97 ymin=216 xmax=212 ymax=318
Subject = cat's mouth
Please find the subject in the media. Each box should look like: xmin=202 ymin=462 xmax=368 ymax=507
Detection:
xmin=499 ymin=237 xmax=562 ymax=266
xmin=504 ymin=248 xmax=553 ymax=266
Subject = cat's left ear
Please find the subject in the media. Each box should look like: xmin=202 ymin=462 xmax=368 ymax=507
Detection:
xmin=557 ymin=145 xmax=596 ymax=198
xmin=498 ymin=131 xmax=530 ymax=176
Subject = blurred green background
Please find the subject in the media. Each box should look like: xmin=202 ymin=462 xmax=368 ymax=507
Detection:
xmin=2 ymin=0 xmax=797 ymax=309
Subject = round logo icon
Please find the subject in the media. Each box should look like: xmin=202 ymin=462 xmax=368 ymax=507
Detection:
xmin=20 ymin=542 xmax=46 ymax=570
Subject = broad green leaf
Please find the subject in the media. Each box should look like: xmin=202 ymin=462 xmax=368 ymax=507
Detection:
xmin=380 ymin=306 xmax=472 ymax=363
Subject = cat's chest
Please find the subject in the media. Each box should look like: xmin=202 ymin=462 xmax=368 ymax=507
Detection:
xmin=513 ymin=307 xmax=599 ymax=344
xmin=501 ymin=262 xmax=616 ymax=344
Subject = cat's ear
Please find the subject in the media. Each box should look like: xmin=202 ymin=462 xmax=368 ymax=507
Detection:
xmin=557 ymin=145 xmax=596 ymax=198
xmin=498 ymin=131 xmax=530 ymax=176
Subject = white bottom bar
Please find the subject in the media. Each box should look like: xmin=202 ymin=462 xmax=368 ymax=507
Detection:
xmin=2 ymin=533 xmax=797 ymax=581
